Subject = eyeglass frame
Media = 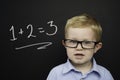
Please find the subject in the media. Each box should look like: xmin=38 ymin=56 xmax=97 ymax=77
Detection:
xmin=63 ymin=39 xmax=100 ymax=49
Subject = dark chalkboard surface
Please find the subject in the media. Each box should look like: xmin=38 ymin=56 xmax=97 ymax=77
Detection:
xmin=1 ymin=0 xmax=120 ymax=80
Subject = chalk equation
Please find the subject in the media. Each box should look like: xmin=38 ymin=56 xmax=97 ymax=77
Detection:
xmin=9 ymin=20 xmax=58 ymax=50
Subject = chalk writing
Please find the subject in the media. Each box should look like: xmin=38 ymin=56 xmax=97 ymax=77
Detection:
xmin=15 ymin=42 xmax=52 ymax=50
xmin=27 ymin=24 xmax=36 ymax=38
xmin=19 ymin=28 xmax=24 ymax=35
xmin=46 ymin=21 xmax=58 ymax=36
xmin=10 ymin=21 xmax=58 ymax=41
xmin=9 ymin=20 xmax=58 ymax=50
xmin=38 ymin=27 xmax=45 ymax=33
xmin=9 ymin=25 xmax=17 ymax=41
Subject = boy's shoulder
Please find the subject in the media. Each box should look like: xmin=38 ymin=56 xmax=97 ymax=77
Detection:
xmin=92 ymin=58 xmax=111 ymax=74
xmin=96 ymin=64 xmax=114 ymax=79
xmin=50 ymin=62 xmax=66 ymax=72
xmin=96 ymin=64 xmax=111 ymax=74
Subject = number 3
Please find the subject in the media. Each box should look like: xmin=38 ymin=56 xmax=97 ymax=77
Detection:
xmin=46 ymin=21 xmax=58 ymax=36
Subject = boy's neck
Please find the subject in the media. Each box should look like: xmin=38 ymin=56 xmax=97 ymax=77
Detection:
xmin=71 ymin=60 xmax=93 ymax=75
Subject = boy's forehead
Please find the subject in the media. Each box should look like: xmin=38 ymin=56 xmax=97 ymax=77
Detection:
xmin=67 ymin=27 xmax=94 ymax=34
xmin=66 ymin=27 xmax=96 ymax=40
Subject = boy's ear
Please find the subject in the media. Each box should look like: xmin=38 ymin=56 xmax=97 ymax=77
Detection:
xmin=94 ymin=42 xmax=102 ymax=53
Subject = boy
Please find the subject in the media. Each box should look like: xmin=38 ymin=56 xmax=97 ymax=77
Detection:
xmin=47 ymin=13 xmax=114 ymax=80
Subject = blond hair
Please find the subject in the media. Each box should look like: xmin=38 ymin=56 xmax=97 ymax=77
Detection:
xmin=65 ymin=13 xmax=102 ymax=42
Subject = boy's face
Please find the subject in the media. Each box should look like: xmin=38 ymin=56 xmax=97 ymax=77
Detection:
xmin=64 ymin=27 xmax=102 ymax=65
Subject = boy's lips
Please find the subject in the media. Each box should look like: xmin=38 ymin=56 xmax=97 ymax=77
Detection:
xmin=74 ymin=53 xmax=84 ymax=56
xmin=74 ymin=53 xmax=85 ymax=58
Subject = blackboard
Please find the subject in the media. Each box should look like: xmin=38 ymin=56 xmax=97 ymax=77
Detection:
xmin=1 ymin=0 xmax=120 ymax=80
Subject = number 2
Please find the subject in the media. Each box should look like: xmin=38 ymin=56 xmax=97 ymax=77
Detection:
xmin=27 ymin=24 xmax=36 ymax=38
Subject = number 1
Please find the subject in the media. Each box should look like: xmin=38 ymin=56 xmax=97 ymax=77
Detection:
xmin=9 ymin=25 xmax=17 ymax=41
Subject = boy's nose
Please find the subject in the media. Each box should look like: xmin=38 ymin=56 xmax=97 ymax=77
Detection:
xmin=76 ymin=43 xmax=83 ymax=50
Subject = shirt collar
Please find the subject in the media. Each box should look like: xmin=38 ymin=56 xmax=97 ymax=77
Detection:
xmin=62 ymin=59 xmax=75 ymax=74
xmin=89 ymin=58 xmax=101 ymax=76
xmin=62 ymin=58 xmax=101 ymax=77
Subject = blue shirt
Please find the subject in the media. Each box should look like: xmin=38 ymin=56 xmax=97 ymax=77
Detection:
xmin=47 ymin=59 xmax=114 ymax=80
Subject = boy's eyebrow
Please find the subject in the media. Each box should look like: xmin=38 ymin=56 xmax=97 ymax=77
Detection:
xmin=67 ymin=39 xmax=96 ymax=41
xmin=68 ymin=38 xmax=93 ymax=41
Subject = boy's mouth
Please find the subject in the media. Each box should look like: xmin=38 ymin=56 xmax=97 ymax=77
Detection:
xmin=74 ymin=53 xmax=85 ymax=58
xmin=75 ymin=53 xmax=84 ymax=56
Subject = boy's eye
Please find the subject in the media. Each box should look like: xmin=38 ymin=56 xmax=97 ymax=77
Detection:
xmin=83 ymin=41 xmax=91 ymax=44
xmin=69 ymin=40 xmax=77 ymax=43
xmin=83 ymin=41 xmax=94 ymax=44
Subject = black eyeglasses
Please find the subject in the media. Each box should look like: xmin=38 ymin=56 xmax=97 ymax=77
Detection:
xmin=63 ymin=39 xmax=99 ymax=49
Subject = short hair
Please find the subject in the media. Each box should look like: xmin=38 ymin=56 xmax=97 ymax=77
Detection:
xmin=65 ymin=13 xmax=102 ymax=42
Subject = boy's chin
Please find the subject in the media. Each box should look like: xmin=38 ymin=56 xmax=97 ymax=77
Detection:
xmin=71 ymin=59 xmax=86 ymax=65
